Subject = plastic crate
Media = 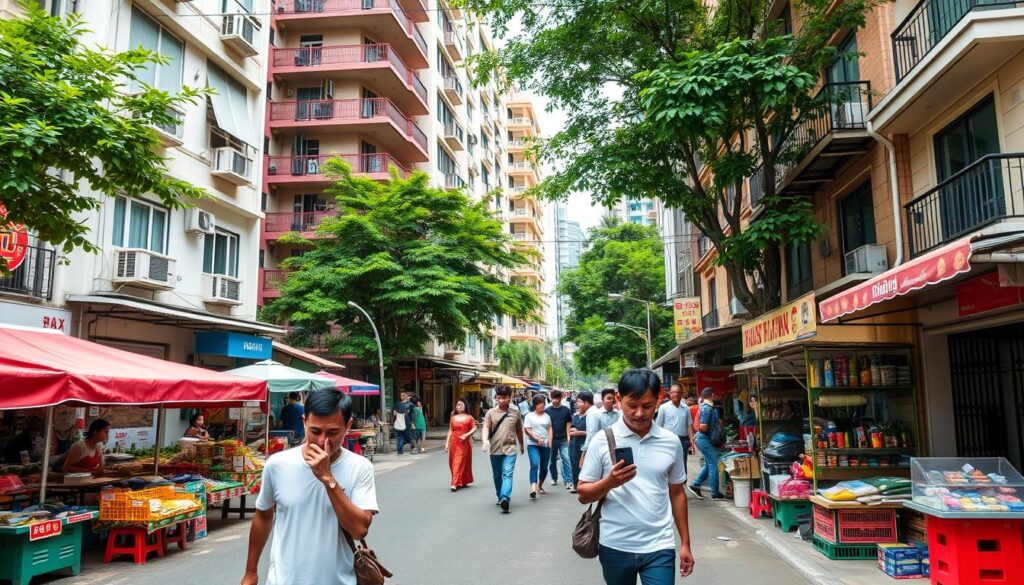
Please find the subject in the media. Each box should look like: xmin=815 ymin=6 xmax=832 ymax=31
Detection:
xmin=812 ymin=534 xmax=877 ymax=560
xmin=772 ymin=498 xmax=812 ymax=532
xmin=813 ymin=504 xmax=898 ymax=544
xmin=99 ymin=486 xmax=196 ymax=522
xmin=928 ymin=516 xmax=1024 ymax=585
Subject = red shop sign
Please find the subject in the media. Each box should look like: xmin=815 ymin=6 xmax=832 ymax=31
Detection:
xmin=956 ymin=272 xmax=1024 ymax=317
xmin=0 ymin=205 xmax=29 ymax=271
xmin=696 ymin=369 xmax=736 ymax=399
xmin=28 ymin=519 xmax=63 ymax=541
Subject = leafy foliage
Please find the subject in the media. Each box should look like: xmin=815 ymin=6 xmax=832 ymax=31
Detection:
xmin=496 ymin=339 xmax=547 ymax=378
xmin=0 ymin=2 xmax=205 ymax=265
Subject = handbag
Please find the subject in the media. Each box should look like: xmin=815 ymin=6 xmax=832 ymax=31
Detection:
xmin=343 ymin=530 xmax=393 ymax=585
xmin=571 ymin=427 xmax=617 ymax=559
xmin=393 ymin=411 xmax=406 ymax=431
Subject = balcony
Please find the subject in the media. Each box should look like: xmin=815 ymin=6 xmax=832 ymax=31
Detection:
xmin=444 ymin=173 xmax=466 ymax=190
xmin=0 ymin=245 xmax=55 ymax=300
xmin=265 ymin=153 xmax=409 ymax=187
xmin=443 ymin=26 xmax=465 ymax=62
xmin=904 ymin=153 xmax=1024 ymax=257
xmin=509 ymin=161 xmax=535 ymax=174
xmin=271 ymin=44 xmax=427 ymax=114
xmin=508 ymin=116 xmax=535 ymax=133
xmin=259 ymin=268 xmax=291 ymax=301
xmin=749 ymin=81 xmax=872 ymax=205
xmin=443 ymin=120 xmax=465 ymax=150
xmin=262 ymin=210 xmax=335 ymax=241
xmin=268 ymin=98 xmax=427 ymax=161
xmin=511 ymin=324 xmax=545 ymax=339
xmin=443 ymin=75 xmax=464 ymax=105
xmin=273 ymin=0 xmax=427 ymax=67
xmin=507 ymin=139 xmax=526 ymax=151
xmin=702 ymin=309 xmax=720 ymax=331
xmin=872 ymin=0 xmax=1024 ymax=133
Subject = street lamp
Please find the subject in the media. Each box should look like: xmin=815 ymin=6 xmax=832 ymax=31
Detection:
xmin=347 ymin=301 xmax=388 ymax=412
xmin=604 ymin=321 xmax=653 ymax=368
xmin=608 ymin=293 xmax=655 ymax=369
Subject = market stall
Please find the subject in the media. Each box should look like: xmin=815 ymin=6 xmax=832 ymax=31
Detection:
xmin=314 ymin=371 xmax=381 ymax=459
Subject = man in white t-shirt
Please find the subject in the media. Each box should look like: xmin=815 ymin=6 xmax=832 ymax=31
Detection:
xmin=655 ymin=383 xmax=696 ymax=472
xmin=579 ymin=369 xmax=694 ymax=584
xmin=242 ymin=390 xmax=378 ymax=585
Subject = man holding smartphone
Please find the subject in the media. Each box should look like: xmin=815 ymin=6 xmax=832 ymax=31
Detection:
xmin=578 ymin=369 xmax=694 ymax=584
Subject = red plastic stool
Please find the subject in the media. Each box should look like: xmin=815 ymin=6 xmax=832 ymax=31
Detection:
xmin=164 ymin=521 xmax=188 ymax=552
xmin=750 ymin=490 xmax=773 ymax=519
xmin=103 ymin=526 xmax=164 ymax=564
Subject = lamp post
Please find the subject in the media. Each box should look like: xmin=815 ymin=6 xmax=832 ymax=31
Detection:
xmin=347 ymin=301 xmax=388 ymax=412
xmin=604 ymin=321 xmax=653 ymax=369
xmin=608 ymin=292 xmax=655 ymax=368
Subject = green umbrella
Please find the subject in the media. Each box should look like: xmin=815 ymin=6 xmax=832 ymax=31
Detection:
xmin=225 ymin=360 xmax=337 ymax=393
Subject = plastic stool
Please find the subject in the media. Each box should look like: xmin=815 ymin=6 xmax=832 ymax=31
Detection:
xmin=103 ymin=526 xmax=164 ymax=564
xmin=750 ymin=490 xmax=773 ymax=519
xmin=164 ymin=522 xmax=188 ymax=552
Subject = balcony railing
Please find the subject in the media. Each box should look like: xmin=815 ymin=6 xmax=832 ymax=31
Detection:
xmin=891 ymin=0 xmax=1021 ymax=81
xmin=264 ymin=210 xmax=335 ymax=233
xmin=443 ymin=26 xmax=464 ymax=59
xmin=272 ymin=43 xmax=426 ymax=104
xmin=702 ymin=309 xmax=719 ymax=331
xmin=749 ymin=81 xmax=871 ymax=205
xmin=443 ymin=75 xmax=464 ymax=98
xmin=444 ymin=173 xmax=466 ymax=190
xmin=262 ymin=269 xmax=292 ymax=291
xmin=509 ymin=161 xmax=534 ymax=172
xmin=269 ymin=98 xmax=426 ymax=151
xmin=266 ymin=153 xmax=410 ymax=178
xmin=0 ymin=244 xmax=55 ymax=300
xmin=904 ymin=153 xmax=1024 ymax=257
xmin=512 ymin=324 xmax=543 ymax=336
xmin=275 ymin=0 xmax=426 ymax=56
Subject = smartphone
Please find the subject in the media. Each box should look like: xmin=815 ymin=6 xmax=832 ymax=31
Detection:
xmin=614 ymin=447 xmax=635 ymax=467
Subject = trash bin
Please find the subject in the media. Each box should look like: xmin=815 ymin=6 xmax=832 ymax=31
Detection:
xmin=733 ymin=479 xmax=752 ymax=508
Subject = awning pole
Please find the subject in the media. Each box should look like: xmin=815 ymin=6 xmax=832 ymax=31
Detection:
xmin=154 ymin=407 xmax=165 ymax=476
xmin=39 ymin=406 xmax=54 ymax=504
xmin=265 ymin=391 xmax=271 ymax=452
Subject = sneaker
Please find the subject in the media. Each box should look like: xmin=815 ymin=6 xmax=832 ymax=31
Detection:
xmin=711 ymin=494 xmax=727 ymax=501
xmin=500 ymin=498 xmax=510 ymax=512
xmin=530 ymin=489 xmax=537 ymax=499
xmin=565 ymin=483 xmax=573 ymax=491
xmin=688 ymin=485 xmax=704 ymax=500
xmin=550 ymin=480 xmax=558 ymax=486
xmin=420 ymin=448 xmax=425 ymax=453
xmin=570 ymin=487 xmax=578 ymax=494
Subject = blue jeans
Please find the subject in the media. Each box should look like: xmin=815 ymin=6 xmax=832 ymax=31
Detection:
xmin=526 ymin=445 xmax=550 ymax=485
xmin=489 ymin=453 xmax=516 ymax=501
xmin=598 ymin=545 xmax=675 ymax=585
xmin=549 ymin=439 xmax=572 ymax=484
xmin=395 ymin=427 xmax=414 ymax=454
xmin=569 ymin=439 xmax=584 ymax=486
xmin=692 ymin=434 xmax=722 ymax=496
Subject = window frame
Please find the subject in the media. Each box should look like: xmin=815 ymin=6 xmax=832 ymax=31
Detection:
xmin=838 ymin=181 xmax=877 ymax=273
xmin=129 ymin=8 xmax=184 ymax=95
xmin=785 ymin=242 xmax=813 ymax=300
xmin=203 ymin=228 xmax=241 ymax=279
xmin=112 ymin=196 xmax=170 ymax=254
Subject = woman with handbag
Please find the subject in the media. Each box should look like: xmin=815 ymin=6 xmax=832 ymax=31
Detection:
xmin=445 ymin=398 xmax=477 ymax=491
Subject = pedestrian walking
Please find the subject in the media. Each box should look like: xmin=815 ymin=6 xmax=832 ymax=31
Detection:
xmin=582 ymin=388 xmax=621 ymax=457
xmin=578 ymin=369 xmax=695 ymax=584
xmin=482 ymin=387 xmax=525 ymax=513
xmin=545 ymin=389 xmax=573 ymax=489
xmin=243 ymin=389 xmax=378 ymax=585
xmin=655 ymin=384 xmax=695 ymax=473
xmin=568 ymin=391 xmax=594 ymax=494
xmin=445 ymin=398 xmax=476 ymax=491
xmin=413 ymin=397 xmax=427 ymax=453
xmin=688 ymin=387 xmax=726 ymax=500
xmin=278 ymin=392 xmax=305 ymax=444
xmin=524 ymin=394 xmax=553 ymax=499
xmin=392 ymin=391 xmax=415 ymax=455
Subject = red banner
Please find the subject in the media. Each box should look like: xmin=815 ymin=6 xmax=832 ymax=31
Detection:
xmin=29 ymin=519 xmax=62 ymax=541
xmin=957 ymin=272 xmax=1024 ymax=317
xmin=696 ymin=369 xmax=736 ymax=399
xmin=820 ymin=237 xmax=972 ymax=322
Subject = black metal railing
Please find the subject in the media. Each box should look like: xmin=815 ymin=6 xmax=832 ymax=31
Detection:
xmin=904 ymin=153 xmax=1024 ymax=257
xmin=0 ymin=245 xmax=55 ymax=299
xmin=891 ymin=0 xmax=1021 ymax=81
xmin=702 ymin=309 xmax=719 ymax=331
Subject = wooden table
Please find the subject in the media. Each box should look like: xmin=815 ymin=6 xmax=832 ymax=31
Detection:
xmin=45 ymin=476 xmax=136 ymax=504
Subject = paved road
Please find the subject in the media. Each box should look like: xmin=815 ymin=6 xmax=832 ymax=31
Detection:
xmin=43 ymin=449 xmax=812 ymax=585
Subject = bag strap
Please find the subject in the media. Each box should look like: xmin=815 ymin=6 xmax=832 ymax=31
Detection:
xmin=341 ymin=528 xmax=370 ymax=554
xmin=487 ymin=410 xmax=511 ymax=442
xmin=591 ymin=426 xmax=618 ymax=516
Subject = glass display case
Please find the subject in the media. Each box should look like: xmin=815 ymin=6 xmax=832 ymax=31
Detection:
xmin=911 ymin=457 xmax=1024 ymax=514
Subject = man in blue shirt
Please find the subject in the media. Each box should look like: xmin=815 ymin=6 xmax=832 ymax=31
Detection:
xmin=278 ymin=392 xmax=305 ymax=443
xmin=689 ymin=387 xmax=725 ymax=500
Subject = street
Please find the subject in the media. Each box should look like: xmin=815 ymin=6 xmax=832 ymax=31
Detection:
xmin=41 ymin=448 xmax=812 ymax=585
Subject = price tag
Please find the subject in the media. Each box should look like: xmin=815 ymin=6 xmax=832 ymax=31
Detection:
xmin=28 ymin=519 xmax=63 ymax=541
xmin=66 ymin=512 xmax=93 ymax=525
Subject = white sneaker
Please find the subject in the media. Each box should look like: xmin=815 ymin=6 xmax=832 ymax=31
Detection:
xmin=565 ymin=483 xmax=573 ymax=491
xmin=550 ymin=480 xmax=558 ymax=486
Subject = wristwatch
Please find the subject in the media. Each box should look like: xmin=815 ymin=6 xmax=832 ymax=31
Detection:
xmin=324 ymin=477 xmax=337 ymax=490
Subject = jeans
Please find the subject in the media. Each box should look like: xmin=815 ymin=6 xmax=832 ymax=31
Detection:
xmin=526 ymin=445 xmax=551 ymax=485
xmin=569 ymin=439 xmax=584 ymax=487
xmin=395 ymin=427 xmax=414 ymax=454
xmin=679 ymin=436 xmax=690 ymax=474
xmin=549 ymin=439 xmax=572 ymax=484
xmin=489 ymin=453 xmax=516 ymax=501
xmin=598 ymin=545 xmax=675 ymax=585
xmin=692 ymin=434 xmax=722 ymax=496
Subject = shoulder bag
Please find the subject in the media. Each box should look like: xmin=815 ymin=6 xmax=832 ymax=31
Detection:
xmin=572 ymin=427 xmax=617 ymax=559
xmin=343 ymin=530 xmax=393 ymax=585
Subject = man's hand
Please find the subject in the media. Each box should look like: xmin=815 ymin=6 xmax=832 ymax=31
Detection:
xmin=241 ymin=570 xmax=259 ymax=585
xmin=481 ymin=440 xmax=491 ymax=453
xmin=606 ymin=459 xmax=637 ymax=488
xmin=679 ymin=544 xmax=695 ymax=577
xmin=303 ymin=441 xmax=334 ymax=484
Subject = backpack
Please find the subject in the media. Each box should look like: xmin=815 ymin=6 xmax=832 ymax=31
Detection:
xmin=704 ymin=405 xmax=725 ymax=447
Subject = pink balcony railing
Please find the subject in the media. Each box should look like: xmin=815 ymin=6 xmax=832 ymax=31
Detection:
xmin=265 ymin=153 xmax=410 ymax=179
xmin=268 ymin=98 xmax=426 ymax=151
xmin=262 ymin=269 xmax=292 ymax=291
xmin=272 ymin=43 xmax=426 ymax=104
xmin=274 ymin=0 xmax=426 ymax=56
xmin=264 ymin=211 xmax=334 ymax=234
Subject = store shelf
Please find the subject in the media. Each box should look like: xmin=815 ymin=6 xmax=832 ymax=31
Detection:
xmin=811 ymin=386 xmax=914 ymax=393
xmin=816 ymin=467 xmax=911 ymax=479
xmin=818 ymin=448 xmax=914 ymax=454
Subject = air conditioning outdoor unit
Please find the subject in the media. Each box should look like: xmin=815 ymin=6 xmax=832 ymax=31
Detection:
xmin=831 ymin=99 xmax=867 ymax=129
xmin=844 ymin=244 xmax=888 ymax=274
xmin=221 ymin=13 xmax=260 ymax=58
xmin=211 ymin=146 xmax=253 ymax=185
xmin=203 ymin=274 xmax=243 ymax=306
xmin=185 ymin=209 xmax=216 ymax=235
xmin=729 ymin=297 xmax=750 ymax=317
xmin=152 ymin=104 xmax=186 ymax=147
xmin=112 ymin=249 xmax=176 ymax=291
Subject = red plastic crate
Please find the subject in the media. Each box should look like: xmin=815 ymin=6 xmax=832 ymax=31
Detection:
xmin=813 ymin=504 xmax=898 ymax=544
xmin=929 ymin=516 xmax=1024 ymax=585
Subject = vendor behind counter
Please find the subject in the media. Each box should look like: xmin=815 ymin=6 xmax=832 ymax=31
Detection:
xmin=2 ymin=416 xmax=42 ymax=464
xmin=61 ymin=419 xmax=110 ymax=473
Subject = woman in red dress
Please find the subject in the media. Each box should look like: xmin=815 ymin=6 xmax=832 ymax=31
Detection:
xmin=445 ymin=398 xmax=477 ymax=491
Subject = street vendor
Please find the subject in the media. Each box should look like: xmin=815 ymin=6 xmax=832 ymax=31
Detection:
xmin=61 ymin=419 xmax=109 ymax=474
xmin=184 ymin=413 xmax=211 ymax=440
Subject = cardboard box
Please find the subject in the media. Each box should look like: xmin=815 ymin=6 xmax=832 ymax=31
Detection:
xmin=877 ymin=543 xmax=921 ymax=563
xmin=726 ymin=456 xmax=760 ymax=479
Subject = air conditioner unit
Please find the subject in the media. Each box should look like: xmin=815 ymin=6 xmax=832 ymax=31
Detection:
xmin=468 ymin=134 xmax=479 ymax=145
xmin=221 ymin=13 xmax=260 ymax=58
xmin=152 ymin=104 xmax=186 ymax=147
xmin=112 ymin=249 xmax=176 ymax=291
xmin=844 ymin=244 xmax=888 ymax=274
xmin=729 ymin=297 xmax=750 ymax=317
xmin=831 ymin=99 xmax=867 ymax=129
xmin=203 ymin=274 xmax=243 ymax=306
xmin=276 ymin=0 xmax=285 ymax=12
xmin=211 ymin=146 xmax=253 ymax=185
xmin=185 ymin=209 xmax=216 ymax=235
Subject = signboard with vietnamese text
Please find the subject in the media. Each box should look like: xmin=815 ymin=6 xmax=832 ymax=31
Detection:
xmin=696 ymin=369 xmax=736 ymax=398
xmin=0 ymin=300 xmax=72 ymax=335
xmin=742 ymin=292 xmax=817 ymax=356
xmin=956 ymin=272 xmax=1024 ymax=317
xmin=29 ymin=519 xmax=62 ymax=541
xmin=673 ymin=297 xmax=702 ymax=344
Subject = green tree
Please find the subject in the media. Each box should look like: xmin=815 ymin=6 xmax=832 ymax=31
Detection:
xmin=464 ymin=0 xmax=874 ymax=315
xmin=0 ymin=2 xmax=205 ymax=265
xmin=496 ymin=339 xmax=547 ymax=378
xmin=558 ymin=222 xmax=674 ymax=376
xmin=263 ymin=160 xmax=541 ymax=399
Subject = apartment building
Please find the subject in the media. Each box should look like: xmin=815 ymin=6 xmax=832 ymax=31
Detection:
xmin=549 ymin=204 xmax=585 ymax=355
xmin=613 ymin=197 xmax=660 ymax=227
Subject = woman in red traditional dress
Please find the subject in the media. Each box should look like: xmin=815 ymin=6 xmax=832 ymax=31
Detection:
xmin=445 ymin=398 xmax=477 ymax=491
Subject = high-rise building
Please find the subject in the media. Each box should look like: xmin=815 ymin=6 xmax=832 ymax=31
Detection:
xmin=614 ymin=197 xmax=660 ymax=227
xmin=550 ymin=204 xmax=584 ymax=354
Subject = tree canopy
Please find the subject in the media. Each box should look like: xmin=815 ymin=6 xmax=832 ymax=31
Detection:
xmin=496 ymin=339 xmax=547 ymax=378
xmin=0 ymin=2 xmax=205 ymax=265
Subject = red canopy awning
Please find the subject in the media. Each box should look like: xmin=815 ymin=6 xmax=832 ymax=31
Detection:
xmin=0 ymin=327 xmax=267 ymax=409
xmin=314 ymin=371 xmax=380 ymax=396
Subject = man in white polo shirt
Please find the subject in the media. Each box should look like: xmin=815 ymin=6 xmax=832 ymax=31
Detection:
xmin=579 ymin=369 xmax=694 ymax=584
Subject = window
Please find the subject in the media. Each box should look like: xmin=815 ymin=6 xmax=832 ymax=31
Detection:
xmin=223 ymin=0 xmax=254 ymax=13
xmin=778 ymin=3 xmax=793 ymax=35
xmin=436 ymin=144 xmax=458 ymax=175
xmin=112 ymin=197 xmax=168 ymax=254
xmin=203 ymin=229 xmax=240 ymax=278
xmin=467 ymin=334 xmax=478 ymax=357
xmin=839 ymin=181 xmax=876 ymax=267
xmin=786 ymin=243 xmax=813 ymax=299
xmin=935 ymin=96 xmax=1000 ymax=181
xmin=129 ymin=8 xmax=184 ymax=94
xmin=827 ymin=33 xmax=860 ymax=84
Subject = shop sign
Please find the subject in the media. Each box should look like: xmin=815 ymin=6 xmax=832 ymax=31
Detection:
xmin=0 ymin=300 xmax=72 ymax=335
xmin=820 ymin=237 xmax=972 ymax=322
xmin=195 ymin=332 xmax=272 ymax=360
xmin=0 ymin=205 xmax=29 ymax=271
xmin=673 ymin=297 xmax=702 ymax=344
xmin=956 ymin=272 xmax=1024 ymax=317
xmin=29 ymin=519 xmax=62 ymax=541
xmin=696 ymin=369 xmax=736 ymax=398
xmin=66 ymin=512 xmax=93 ymax=525
xmin=419 ymin=369 xmax=434 ymax=381
xmin=742 ymin=293 xmax=817 ymax=356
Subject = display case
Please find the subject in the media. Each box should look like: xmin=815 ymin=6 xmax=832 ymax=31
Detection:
xmin=910 ymin=457 xmax=1024 ymax=514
